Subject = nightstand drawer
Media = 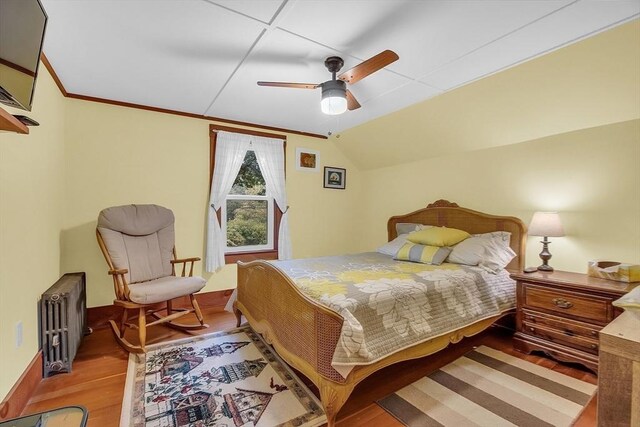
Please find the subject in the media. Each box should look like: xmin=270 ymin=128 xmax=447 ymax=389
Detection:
xmin=522 ymin=310 xmax=600 ymax=339
xmin=522 ymin=321 xmax=599 ymax=355
xmin=522 ymin=284 xmax=612 ymax=323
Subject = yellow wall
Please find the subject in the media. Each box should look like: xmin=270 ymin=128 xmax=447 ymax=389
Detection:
xmin=0 ymin=68 xmax=66 ymax=399
xmin=62 ymin=99 xmax=362 ymax=307
xmin=355 ymin=120 xmax=640 ymax=272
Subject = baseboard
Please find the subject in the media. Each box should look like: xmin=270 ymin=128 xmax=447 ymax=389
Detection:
xmin=87 ymin=288 xmax=234 ymax=330
xmin=0 ymin=351 xmax=43 ymax=420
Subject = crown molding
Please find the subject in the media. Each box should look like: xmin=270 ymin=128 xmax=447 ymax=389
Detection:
xmin=39 ymin=52 xmax=327 ymax=139
xmin=40 ymin=52 xmax=67 ymax=96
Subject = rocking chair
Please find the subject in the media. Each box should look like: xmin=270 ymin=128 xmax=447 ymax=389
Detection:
xmin=96 ymin=204 xmax=208 ymax=353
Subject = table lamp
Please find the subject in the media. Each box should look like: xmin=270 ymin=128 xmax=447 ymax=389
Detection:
xmin=528 ymin=212 xmax=565 ymax=272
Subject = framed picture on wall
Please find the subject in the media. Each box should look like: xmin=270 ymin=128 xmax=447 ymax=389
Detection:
xmin=295 ymin=148 xmax=320 ymax=172
xmin=323 ymin=166 xmax=346 ymax=190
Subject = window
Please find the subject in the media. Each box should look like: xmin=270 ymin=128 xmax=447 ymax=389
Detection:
xmin=223 ymin=150 xmax=273 ymax=252
xmin=209 ymin=125 xmax=286 ymax=264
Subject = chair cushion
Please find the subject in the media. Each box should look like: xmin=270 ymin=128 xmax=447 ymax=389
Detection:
xmin=98 ymin=204 xmax=174 ymax=236
xmin=97 ymin=204 xmax=175 ymax=283
xmin=128 ymin=276 xmax=206 ymax=304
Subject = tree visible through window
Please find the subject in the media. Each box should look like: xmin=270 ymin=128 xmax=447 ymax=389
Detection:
xmin=223 ymin=150 xmax=273 ymax=251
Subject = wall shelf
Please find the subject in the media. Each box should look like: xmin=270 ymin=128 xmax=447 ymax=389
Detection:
xmin=0 ymin=106 xmax=29 ymax=134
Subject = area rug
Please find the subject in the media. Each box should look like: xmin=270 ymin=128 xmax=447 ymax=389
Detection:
xmin=120 ymin=325 xmax=326 ymax=427
xmin=378 ymin=345 xmax=596 ymax=427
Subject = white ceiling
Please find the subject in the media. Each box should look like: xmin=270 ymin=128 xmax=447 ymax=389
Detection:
xmin=41 ymin=0 xmax=640 ymax=136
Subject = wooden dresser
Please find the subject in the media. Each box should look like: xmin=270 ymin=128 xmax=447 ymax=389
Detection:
xmin=510 ymin=270 xmax=637 ymax=373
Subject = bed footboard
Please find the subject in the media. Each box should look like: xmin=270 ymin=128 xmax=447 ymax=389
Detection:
xmin=236 ymin=260 xmax=347 ymax=385
xmin=236 ymin=260 xmax=356 ymax=425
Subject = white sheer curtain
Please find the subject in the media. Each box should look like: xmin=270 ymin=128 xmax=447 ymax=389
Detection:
xmin=206 ymin=131 xmax=291 ymax=272
xmin=253 ymin=138 xmax=292 ymax=260
xmin=206 ymin=131 xmax=250 ymax=272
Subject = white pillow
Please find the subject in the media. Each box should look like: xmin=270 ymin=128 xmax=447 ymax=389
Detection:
xmin=481 ymin=231 xmax=512 ymax=249
xmin=377 ymin=233 xmax=411 ymax=256
xmin=447 ymin=235 xmax=490 ymax=266
xmin=479 ymin=238 xmax=517 ymax=273
xmin=447 ymin=231 xmax=515 ymax=273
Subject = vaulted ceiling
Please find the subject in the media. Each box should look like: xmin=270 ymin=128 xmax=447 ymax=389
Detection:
xmin=336 ymin=19 xmax=640 ymax=170
xmin=41 ymin=0 xmax=639 ymax=136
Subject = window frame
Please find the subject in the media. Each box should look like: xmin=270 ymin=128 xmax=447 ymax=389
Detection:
xmin=209 ymin=124 xmax=286 ymax=264
xmin=222 ymin=192 xmax=274 ymax=253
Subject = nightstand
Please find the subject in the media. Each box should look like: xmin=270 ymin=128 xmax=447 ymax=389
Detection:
xmin=510 ymin=270 xmax=638 ymax=373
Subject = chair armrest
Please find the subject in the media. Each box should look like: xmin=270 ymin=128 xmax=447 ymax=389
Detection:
xmin=107 ymin=269 xmax=130 ymax=300
xmin=170 ymin=257 xmax=201 ymax=264
xmin=171 ymin=257 xmax=200 ymax=277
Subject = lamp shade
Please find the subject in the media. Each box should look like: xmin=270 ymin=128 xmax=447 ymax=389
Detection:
xmin=528 ymin=212 xmax=565 ymax=237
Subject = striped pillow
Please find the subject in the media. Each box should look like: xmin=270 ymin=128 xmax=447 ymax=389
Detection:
xmin=394 ymin=242 xmax=451 ymax=265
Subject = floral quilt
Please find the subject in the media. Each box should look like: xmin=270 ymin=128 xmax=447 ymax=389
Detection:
xmin=270 ymin=252 xmax=515 ymax=378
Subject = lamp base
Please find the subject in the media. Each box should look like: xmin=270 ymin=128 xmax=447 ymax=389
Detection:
xmin=538 ymin=237 xmax=554 ymax=272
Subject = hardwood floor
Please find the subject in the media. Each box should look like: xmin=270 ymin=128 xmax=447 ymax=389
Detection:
xmin=23 ymin=307 xmax=597 ymax=426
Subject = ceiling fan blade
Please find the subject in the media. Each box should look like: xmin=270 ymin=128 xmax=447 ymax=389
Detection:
xmin=338 ymin=50 xmax=399 ymax=84
xmin=346 ymin=90 xmax=361 ymax=111
xmin=257 ymin=81 xmax=319 ymax=89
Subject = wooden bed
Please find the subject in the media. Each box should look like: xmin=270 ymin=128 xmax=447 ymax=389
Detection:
xmin=234 ymin=200 xmax=526 ymax=426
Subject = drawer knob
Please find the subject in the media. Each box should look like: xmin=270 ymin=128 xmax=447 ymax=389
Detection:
xmin=529 ymin=327 xmax=536 ymax=333
xmin=552 ymin=298 xmax=574 ymax=309
xmin=591 ymin=330 xmax=598 ymax=337
xmin=591 ymin=344 xmax=598 ymax=350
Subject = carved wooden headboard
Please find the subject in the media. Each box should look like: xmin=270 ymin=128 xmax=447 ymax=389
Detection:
xmin=387 ymin=200 xmax=527 ymax=271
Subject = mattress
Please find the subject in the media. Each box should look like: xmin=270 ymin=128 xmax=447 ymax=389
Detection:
xmin=270 ymin=252 xmax=516 ymax=378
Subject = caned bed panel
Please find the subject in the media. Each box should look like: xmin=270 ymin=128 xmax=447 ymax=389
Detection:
xmin=237 ymin=262 xmax=347 ymax=383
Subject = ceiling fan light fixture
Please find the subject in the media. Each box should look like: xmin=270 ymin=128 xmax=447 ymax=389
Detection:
xmin=320 ymin=80 xmax=347 ymax=115
xmin=321 ymin=95 xmax=347 ymax=115
xmin=257 ymin=51 xmax=399 ymax=115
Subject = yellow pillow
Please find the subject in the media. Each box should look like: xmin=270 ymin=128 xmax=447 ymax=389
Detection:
xmin=408 ymin=226 xmax=470 ymax=247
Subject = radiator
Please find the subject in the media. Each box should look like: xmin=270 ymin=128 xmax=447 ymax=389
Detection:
xmin=40 ymin=272 xmax=89 ymax=377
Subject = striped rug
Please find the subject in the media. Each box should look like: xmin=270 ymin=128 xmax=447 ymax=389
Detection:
xmin=378 ymin=346 xmax=596 ymax=427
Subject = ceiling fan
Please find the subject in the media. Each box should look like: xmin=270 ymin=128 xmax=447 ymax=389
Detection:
xmin=257 ymin=50 xmax=399 ymax=115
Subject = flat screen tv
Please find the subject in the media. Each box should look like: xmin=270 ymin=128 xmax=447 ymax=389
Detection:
xmin=0 ymin=0 xmax=48 ymax=111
